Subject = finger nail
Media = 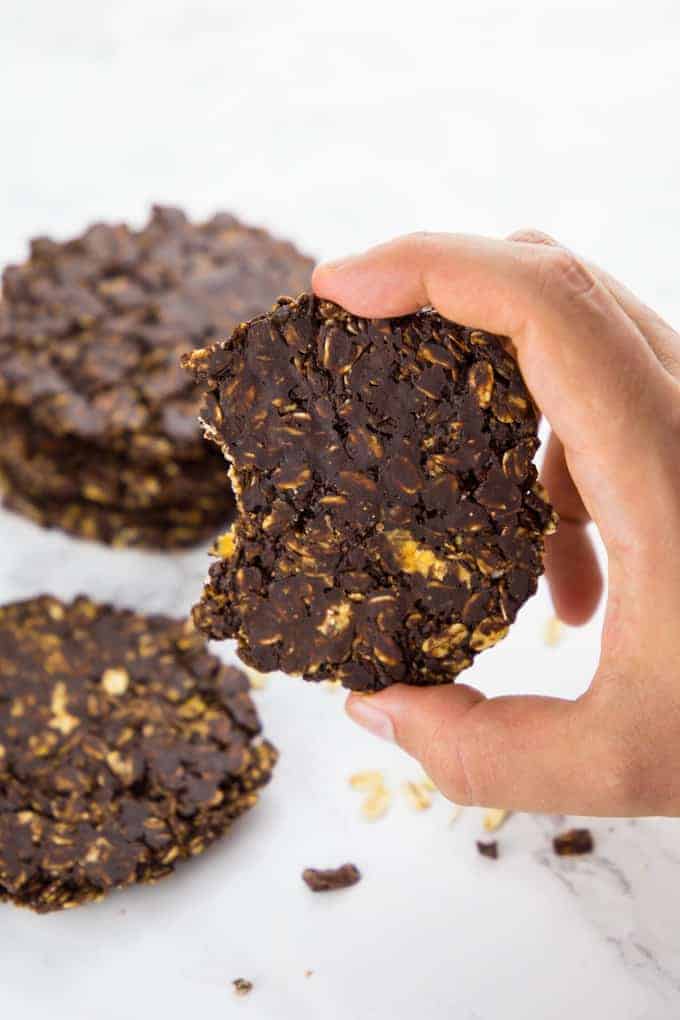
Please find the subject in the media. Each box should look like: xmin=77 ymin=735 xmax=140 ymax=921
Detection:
xmin=317 ymin=253 xmax=360 ymax=274
xmin=345 ymin=695 xmax=395 ymax=743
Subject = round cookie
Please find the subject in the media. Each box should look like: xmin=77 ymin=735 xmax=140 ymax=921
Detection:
xmin=0 ymin=596 xmax=277 ymax=912
xmin=0 ymin=205 xmax=313 ymax=463
xmin=184 ymin=294 xmax=557 ymax=690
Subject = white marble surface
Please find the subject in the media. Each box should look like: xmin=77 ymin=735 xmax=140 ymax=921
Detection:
xmin=2 ymin=2 xmax=680 ymax=1017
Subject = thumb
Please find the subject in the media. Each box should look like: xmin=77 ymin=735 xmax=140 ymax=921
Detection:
xmin=345 ymin=685 xmax=617 ymax=814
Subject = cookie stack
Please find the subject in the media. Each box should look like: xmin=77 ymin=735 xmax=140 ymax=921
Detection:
xmin=0 ymin=206 xmax=313 ymax=548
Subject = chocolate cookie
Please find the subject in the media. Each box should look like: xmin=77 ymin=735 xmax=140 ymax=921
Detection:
xmin=0 ymin=206 xmax=313 ymax=462
xmin=0 ymin=206 xmax=309 ymax=547
xmin=0 ymin=596 xmax=277 ymax=912
xmin=184 ymin=295 xmax=557 ymax=690
xmin=0 ymin=467 xmax=228 ymax=550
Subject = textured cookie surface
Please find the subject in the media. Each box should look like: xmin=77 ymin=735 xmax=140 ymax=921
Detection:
xmin=0 ymin=405 xmax=229 ymax=512
xmin=185 ymin=295 xmax=556 ymax=690
xmin=0 ymin=596 xmax=277 ymax=912
xmin=0 ymin=205 xmax=313 ymax=462
xmin=0 ymin=467 xmax=230 ymax=550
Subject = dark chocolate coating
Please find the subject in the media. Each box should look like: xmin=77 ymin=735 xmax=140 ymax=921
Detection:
xmin=184 ymin=294 xmax=556 ymax=690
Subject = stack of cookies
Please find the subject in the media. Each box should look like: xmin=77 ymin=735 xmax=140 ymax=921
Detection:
xmin=0 ymin=206 xmax=313 ymax=548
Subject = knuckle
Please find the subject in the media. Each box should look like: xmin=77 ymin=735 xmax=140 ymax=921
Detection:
xmin=417 ymin=720 xmax=471 ymax=806
xmin=399 ymin=230 xmax=448 ymax=255
xmin=537 ymin=246 xmax=597 ymax=301
xmin=510 ymin=227 xmax=557 ymax=246
xmin=588 ymin=691 xmax=654 ymax=812
xmin=415 ymin=717 xmax=476 ymax=806
xmin=451 ymin=710 xmax=500 ymax=807
xmin=661 ymin=378 xmax=680 ymax=436
xmin=598 ymin=739 xmax=650 ymax=813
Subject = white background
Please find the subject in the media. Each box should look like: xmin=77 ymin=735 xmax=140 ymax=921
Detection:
xmin=1 ymin=2 xmax=680 ymax=1018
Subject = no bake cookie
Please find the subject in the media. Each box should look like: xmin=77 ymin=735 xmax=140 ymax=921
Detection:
xmin=0 ymin=595 xmax=277 ymax=912
xmin=184 ymin=294 xmax=556 ymax=690
xmin=0 ymin=206 xmax=312 ymax=546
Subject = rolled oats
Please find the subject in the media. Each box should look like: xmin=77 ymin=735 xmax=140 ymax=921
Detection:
xmin=361 ymin=789 xmax=391 ymax=821
xmin=543 ymin=616 xmax=564 ymax=647
xmin=402 ymin=781 xmax=432 ymax=811
xmin=482 ymin=808 xmax=510 ymax=832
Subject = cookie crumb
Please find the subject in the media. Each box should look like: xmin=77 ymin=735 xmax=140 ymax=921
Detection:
xmin=553 ymin=828 xmax=594 ymax=856
xmin=543 ymin=616 xmax=564 ymax=647
xmin=476 ymin=840 xmax=499 ymax=860
xmin=302 ymin=863 xmax=361 ymax=892
xmin=361 ymin=788 xmax=390 ymax=821
xmin=402 ymin=780 xmax=432 ymax=811
xmin=232 ymin=978 xmax=253 ymax=997
xmin=419 ymin=773 xmax=438 ymax=792
xmin=348 ymin=770 xmax=384 ymax=792
xmin=349 ymin=770 xmax=390 ymax=820
xmin=483 ymin=808 xmax=510 ymax=832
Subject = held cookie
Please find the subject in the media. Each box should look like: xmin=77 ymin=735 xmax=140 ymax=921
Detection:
xmin=0 ymin=596 xmax=277 ymax=913
xmin=184 ymin=295 xmax=557 ymax=691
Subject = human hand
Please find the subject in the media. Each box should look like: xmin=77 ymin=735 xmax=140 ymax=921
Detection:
xmin=312 ymin=229 xmax=680 ymax=816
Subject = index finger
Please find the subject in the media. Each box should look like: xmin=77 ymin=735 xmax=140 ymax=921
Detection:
xmin=312 ymin=233 xmax=669 ymax=487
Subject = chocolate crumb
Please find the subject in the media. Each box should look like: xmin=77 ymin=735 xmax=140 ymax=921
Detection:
xmin=553 ymin=828 xmax=594 ymax=856
xmin=476 ymin=840 xmax=499 ymax=860
xmin=232 ymin=978 xmax=253 ymax=997
xmin=302 ymin=863 xmax=361 ymax=891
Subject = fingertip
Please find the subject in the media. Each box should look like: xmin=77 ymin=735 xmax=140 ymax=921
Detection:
xmin=351 ymin=682 xmax=485 ymax=756
xmin=344 ymin=691 xmax=396 ymax=743
xmin=311 ymin=255 xmax=383 ymax=316
xmin=311 ymin=257 xmax=356 ymax=298
xmin=544 ymin=524 xmax=604 ymax=626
